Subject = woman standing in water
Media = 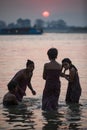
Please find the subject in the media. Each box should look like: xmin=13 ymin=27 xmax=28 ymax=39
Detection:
xmin=62 ymin=58 xmax=82 ymax=104
xmin=42 ymin=48 xmax=62 ymax=111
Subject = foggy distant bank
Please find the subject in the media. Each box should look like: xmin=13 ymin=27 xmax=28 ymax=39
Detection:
xmin=0 ymin=18 xmax=87 ymax=33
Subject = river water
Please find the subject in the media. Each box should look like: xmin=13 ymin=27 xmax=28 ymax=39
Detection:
xmin=0 ymin=33 xmax=87 ymax=129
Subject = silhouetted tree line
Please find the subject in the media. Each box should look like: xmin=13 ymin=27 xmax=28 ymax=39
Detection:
xmin=0 ymin=18 xmax=87 ymax=33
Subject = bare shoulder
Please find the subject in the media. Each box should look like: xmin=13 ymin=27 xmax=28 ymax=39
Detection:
xmin=18 ymin=69 xmax=25 ymax=75
xmin=55 ymin=61 xmax=62 ymax=70
xmin=70 ymin=67 xmax=76 ymax=72
xmin=13 ymin=69 xmax=25 ymax=79
xmin=44 ymin=61 xmax=62 ymax=70
xmin=44 ymin=62 xmax=49 ymax=68
xmin=57 ymin=62 xmax=62 ymax=69
xmin=70 ymin=67 xmax=76 ymax=74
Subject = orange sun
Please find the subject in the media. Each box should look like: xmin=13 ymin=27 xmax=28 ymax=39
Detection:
xmin=42 ymin=11 xmax=50 ymax=17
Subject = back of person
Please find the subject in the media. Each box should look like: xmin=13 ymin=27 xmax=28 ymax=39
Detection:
xmin=42 ymin=48 xmax=62 ymax=111
xmin=45 ymin=60 xmax=61 ymax=79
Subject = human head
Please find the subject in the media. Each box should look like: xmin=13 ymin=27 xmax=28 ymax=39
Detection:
xmin=62 ymin=58 xmax=72 ymax=70
xmin=7 ymin=81 xmax=18 ymax=92
xmin=26 ymin=59 xmax=34 ymax=71
xmin=47 ymin=48 xmax=58 ymax=60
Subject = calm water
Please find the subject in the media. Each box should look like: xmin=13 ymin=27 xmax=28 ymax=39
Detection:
xmin=0 ymin=33 xmax=87 ymax=129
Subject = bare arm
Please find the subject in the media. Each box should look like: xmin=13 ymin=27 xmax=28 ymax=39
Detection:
xmin=64 ymin=68 xmax=76 ymax=82
xmin=43 ymin=64 xmax=47 ymax=80
xmin=27 ymin=75 xmax=36 ymax=95
xmin=60 ymin=67 xmax=67 ymax=77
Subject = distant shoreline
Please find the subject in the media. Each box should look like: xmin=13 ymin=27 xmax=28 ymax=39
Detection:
xmin=43 ymin=27 xmax=87 ymax=33
xmin=0 ymin=26 xmax=87 ymax=35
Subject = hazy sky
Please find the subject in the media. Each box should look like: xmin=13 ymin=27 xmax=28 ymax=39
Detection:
xmin=0 ymin=0 xmax=87 ymax=26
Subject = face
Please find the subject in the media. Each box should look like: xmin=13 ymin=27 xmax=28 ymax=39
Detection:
xmin=62 ymin=62 xmax=70 ymax=70
xmin=27 ymin=64 xmax=34 ymax=72
xmin=12 ymin=85 xmax=18 ymax=93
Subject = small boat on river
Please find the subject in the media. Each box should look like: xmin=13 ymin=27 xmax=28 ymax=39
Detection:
xmin=0 ymin=27 xmax=43 ymax=35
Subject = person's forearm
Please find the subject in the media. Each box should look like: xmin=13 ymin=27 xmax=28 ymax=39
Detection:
xmin=28 ymin=83 xmax=36 ymax=95
xmin=60 ymin=72 xmax=65 ymax=77
xmin=28 ymin=83 xmax=34 ymax=91
xmin=65 ymin=75 xmax=73 ymax=82
xmin=65 ymin=76 xmax=69 ymax=81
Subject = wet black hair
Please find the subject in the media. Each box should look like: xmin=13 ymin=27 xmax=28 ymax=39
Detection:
xmin=62 ymin=58 xmax=77 ymax=71
xmin=62 ymin=58 xmax=72 ymax=65
xmin=26 ymin=59 xmax=34 ymax=67
xmin=7 ymin=81 xmax=17 ymax=91
xmin=47 ymin=48 xmax=58 ymax=60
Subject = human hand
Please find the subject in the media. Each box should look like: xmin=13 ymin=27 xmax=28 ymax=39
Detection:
xmin=61 ymin=73 xmax=66 ymax=78
xmin=32 ymin=90 xmax=36 ymax=95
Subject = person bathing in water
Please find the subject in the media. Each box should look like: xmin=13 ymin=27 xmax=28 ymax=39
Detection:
xmin=8 ymin=60 xmax=36 ymax=102
xmin=62 ymin=58 xmax=82 ymax=104
xmin=42 ymin=48 xmax=62 ymax=111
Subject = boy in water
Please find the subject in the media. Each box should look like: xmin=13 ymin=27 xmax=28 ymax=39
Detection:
xmin=8 ymin=60 xmax=36 ymax=101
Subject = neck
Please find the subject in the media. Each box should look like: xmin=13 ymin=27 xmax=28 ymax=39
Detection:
xmin=10 ymin=91 xmax=15 ymax=94
xmin=50 ymin=59 xmax=55 ymax=61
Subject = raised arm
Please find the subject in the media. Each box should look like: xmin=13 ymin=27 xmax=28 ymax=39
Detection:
xmin=64 ymin=68 xmax=76 ymax=82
